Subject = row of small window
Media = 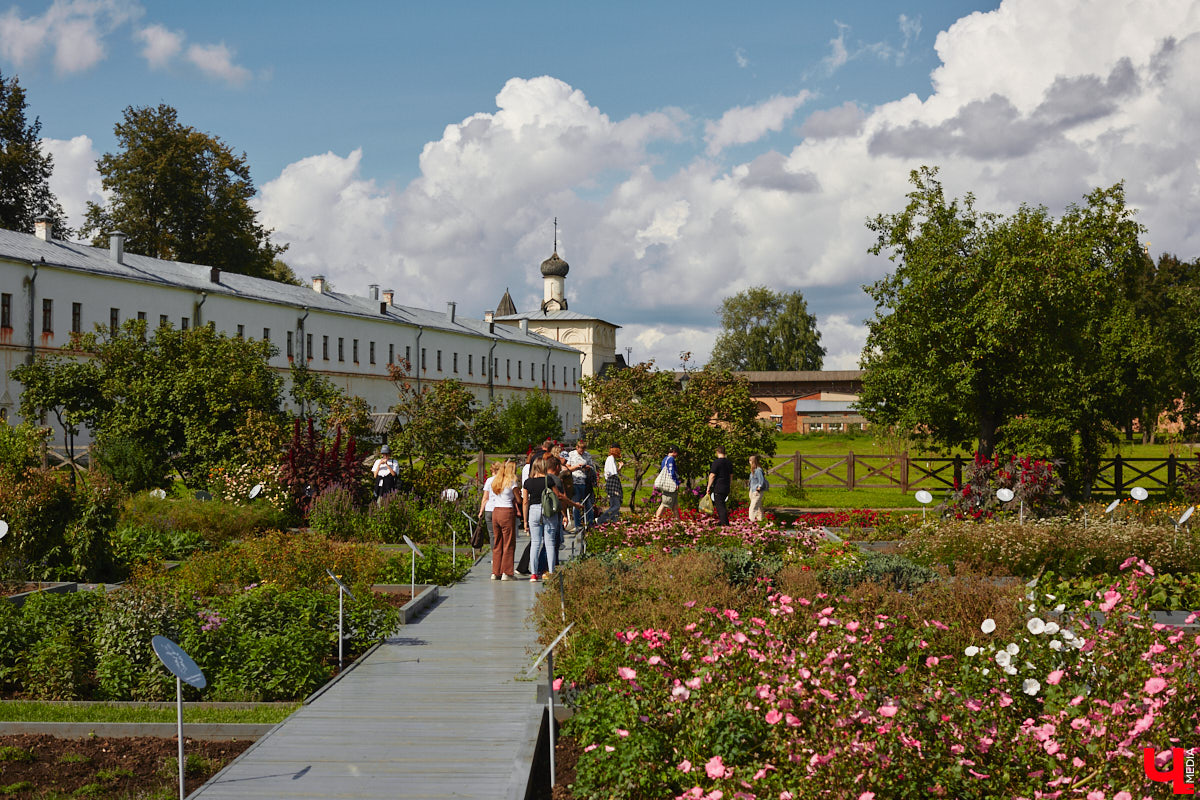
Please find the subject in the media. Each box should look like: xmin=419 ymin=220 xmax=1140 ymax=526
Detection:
xmin=0 ymin=295 xmax=199 ymax=335
xmin=0 ymin=295 xmax=576 ymax=386
xmin=288 ymin=332 xmax=575 ymax=385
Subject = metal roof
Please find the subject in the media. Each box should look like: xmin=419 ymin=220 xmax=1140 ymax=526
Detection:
xmin=792 ymin=400 xmax=860 ymax=413
xmin=0 ymin=229 xmax=577 ymax=352
xmin=494 ymin=308 xmax=622 ymax=328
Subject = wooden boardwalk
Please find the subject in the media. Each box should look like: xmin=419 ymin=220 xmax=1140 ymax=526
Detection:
xmin=192 ymin=533 xmax=561 ymax=799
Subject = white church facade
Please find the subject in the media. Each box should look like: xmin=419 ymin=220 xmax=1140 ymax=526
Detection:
xmin=0 ymin=222 xmax=587 ymax=442
xmin=493 ymin=249 xmax=624 ymax=420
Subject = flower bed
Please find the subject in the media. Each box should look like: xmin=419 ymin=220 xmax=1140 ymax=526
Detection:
xmin=539 ymin=514 xmax=1200 ymax=799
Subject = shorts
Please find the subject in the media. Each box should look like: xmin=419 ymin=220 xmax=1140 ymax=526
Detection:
xmin=658 ymin=489 xmax=679 ymax=510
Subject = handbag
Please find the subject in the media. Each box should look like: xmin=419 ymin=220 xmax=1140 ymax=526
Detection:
xmin=654 ymin=465 xmax=678 ymax=493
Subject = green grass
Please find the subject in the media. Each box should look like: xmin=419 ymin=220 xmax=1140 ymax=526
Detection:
xmin=0 ymin=701 xmax=298 ymax=725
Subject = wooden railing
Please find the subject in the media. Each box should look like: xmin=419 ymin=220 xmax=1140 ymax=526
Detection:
xmin=765 ymin=452 xmax=1191 ymax=497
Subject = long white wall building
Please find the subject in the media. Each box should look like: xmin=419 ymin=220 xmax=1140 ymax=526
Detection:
xmin=0 ymin=223 xmax=585 ymax=442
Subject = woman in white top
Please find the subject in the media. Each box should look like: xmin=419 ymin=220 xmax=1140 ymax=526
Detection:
xmin=478 ymin=461 xmax=502 ymax=550
xmin=488 ymin=461 xmax=519 ymax=580
xmin=600 ymin=446 xmax=623 ymax=524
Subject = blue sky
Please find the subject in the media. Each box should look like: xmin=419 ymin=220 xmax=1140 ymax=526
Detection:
xmin=5 ymin=0 xmax=1200 ymax=370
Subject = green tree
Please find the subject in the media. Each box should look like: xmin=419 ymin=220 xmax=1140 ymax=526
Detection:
xmin=60 ymin=320 xmax=283 ymax=488
xmin=476 ymin=392 xmax=564 ymax=455
xmin=81 ymin=104 xmax=286 ymax=281
xmin=708 ymin=287 xmax=825 ymax=371
xmin=859 ymin=167 xmax=1148 ymax=495
xmin=0 ymin=70 xmax=69 ymax=237
xmin=582 ymin=356 xmax=775 ymax=509
xmin=10 ymin=353 xmax=102 ymax=479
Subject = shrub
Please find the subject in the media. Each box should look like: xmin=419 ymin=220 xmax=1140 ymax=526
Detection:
xmin=171 ymin=530 xmax=387 ymax=596
xmin=361 ymin=491 xmax=416 ymax=544
xmin=110 ymin=524 xmax=206 ymax=564
xmin=18 ymin=590 xmax=104 ymax=700
xmin=94 ymin=581 xmax=196 ymax=700
xmin=307 ymin=485 xmax=366 ymax=541
xmin=207 ymin=461 xmax=293 ymax=514
xmin=1179 ymin=453 xmax=1200 ymax=503
xmin=820 ymin=551 xmax=938 ymax=592
xmin=940 ymin=452 xmax=1069 ymax=520
xmin=0 ymin=468 xmax=74 ymax=579
xmin=0 ymin=422 xmax=47 ymax=477
xmin=91 ymin=435 xmax=167 ymax=494
xmin=119 ymin=491 xmax=285 ymax=549
xmin=377 ymin=547 xmax=473 ymax=586
xmin=280 ymin=420 xmax=366 ymax=516
xmin=65 ymin=472 xmax=122 ymax=582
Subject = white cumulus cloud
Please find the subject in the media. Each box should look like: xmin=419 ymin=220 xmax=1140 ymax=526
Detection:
xmin=704 ymin=91 xmax=812 ymax=155
xmin=186 ymin=41 xmax=250 ymax=86
xmin=0 ymin=0 xmax=139 ymax=74
xmin=135 ymin=23 xmax=182 ymax=69
xmin=42 ymin=134 xmax=104 ymax=227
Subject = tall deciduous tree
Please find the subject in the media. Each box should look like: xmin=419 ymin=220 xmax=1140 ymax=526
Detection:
xmin=40 ymin=320 xmax=285 ymax=488
xmin=859 ymin=167 xmax=1149 ymax=495
xmin=582 ymin=356 xmax=775 ymax=510
xmin=709 ymin=287 xmax=825 ymax=371
xmin=0 ymin=70 xmax=69 ymax=237
xmin=387 ymin=360 xmax=480 ymax=498
xmin=81 ymin=104 xmax=289 ymax=282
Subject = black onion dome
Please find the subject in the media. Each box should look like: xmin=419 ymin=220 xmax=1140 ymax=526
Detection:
xmin=540 ymin=252 xmax=569 ymax=278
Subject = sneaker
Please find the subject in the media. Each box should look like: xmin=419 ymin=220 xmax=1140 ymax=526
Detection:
xmin=501 ymin=574 xmax=511 ymax=581
xmin=490 ymin=574 xmax=499 ymax=581
xmin=530 ymin=573 xmax=541 ymax=581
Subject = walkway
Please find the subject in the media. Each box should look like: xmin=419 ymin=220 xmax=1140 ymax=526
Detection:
xmin=192 ymin=531 xmax=563 ymax=799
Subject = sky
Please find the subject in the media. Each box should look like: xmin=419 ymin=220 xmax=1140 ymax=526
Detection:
xmin=4 ymin=0 xmax=1200 ymax=372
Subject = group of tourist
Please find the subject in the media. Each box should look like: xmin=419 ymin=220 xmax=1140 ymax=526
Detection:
xmin=376 ymin=436 xmax=770 ymax=583
xmin=654 ymin=445 xmax=767 ymax=525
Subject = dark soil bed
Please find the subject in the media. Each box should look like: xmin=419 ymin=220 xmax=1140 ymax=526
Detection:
xmin=0 ymin=734 xmax=252 ymax=798
xmin=372 ymin=589 xmax=414 ymax=609
xmin=542 ymin=733 xmax=580 ymax=800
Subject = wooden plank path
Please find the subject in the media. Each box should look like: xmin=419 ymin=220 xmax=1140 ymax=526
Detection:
xmin=192 ymin=533 xmax=562 ymax=799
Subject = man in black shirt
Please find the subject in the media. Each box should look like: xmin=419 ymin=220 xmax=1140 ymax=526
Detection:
xmin=706 ymin=445 xmax=733 ymax=526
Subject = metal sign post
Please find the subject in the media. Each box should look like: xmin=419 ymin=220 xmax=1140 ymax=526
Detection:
xmin=403 ymin=535 xmax=424 ymax=599
xmin=914 ymin=490 xmax=932 ymax=523
xmin=326 ymin=570 xmax=357 ymax=671
xmin=526 ymin=623 xmax=575 ymax=788
xmin=249 ymin=483 xmax=263 ymax=500
xmin=151 ymin=636 xmax=206 ymax=800
xmin=461 ymin=511 xmax=479 ymax=559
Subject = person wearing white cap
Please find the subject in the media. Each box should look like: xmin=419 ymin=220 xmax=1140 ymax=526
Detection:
xmin=372 ymin=444 xmax=399 ymax=501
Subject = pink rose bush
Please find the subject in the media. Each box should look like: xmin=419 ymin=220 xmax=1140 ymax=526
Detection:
xmin=561 ymin=553 xmax=1200 ymax=799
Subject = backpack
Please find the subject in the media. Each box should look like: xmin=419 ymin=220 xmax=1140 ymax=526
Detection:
xmin=541 ymin=477 xmax=561 ymax=516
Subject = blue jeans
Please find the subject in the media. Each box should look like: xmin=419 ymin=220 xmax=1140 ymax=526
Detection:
xmin=571 ymin=483 xmax=595 ymax=530
xmin=528 ymin=505 xmax=559 ymax=575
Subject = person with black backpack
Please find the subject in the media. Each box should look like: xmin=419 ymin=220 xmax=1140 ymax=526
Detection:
xmin=521 ymin=455 xmax=580 ymax=581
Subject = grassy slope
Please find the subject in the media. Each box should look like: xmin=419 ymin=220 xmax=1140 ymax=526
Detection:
xmin=0 ymin=701 xmax=299 ymax=725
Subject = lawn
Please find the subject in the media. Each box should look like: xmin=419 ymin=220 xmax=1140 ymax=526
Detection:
xmin=0 ymin=701 xmax=298 ymax=725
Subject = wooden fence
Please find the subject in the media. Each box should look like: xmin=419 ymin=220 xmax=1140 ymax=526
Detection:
xmin=764 ymin=452 xmax=1191 ymax=497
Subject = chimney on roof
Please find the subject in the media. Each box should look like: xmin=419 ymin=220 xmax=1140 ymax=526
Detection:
xmin=210 ymin=266 xmax=221 ymax=284
xmin=382 ymin=289 xmax=394 ymax=306
xmin=109 ymin=232 xmax=125 ymax=264
xmin=484 ymin=310 xmax=494 ymax=334
xmin=447 ymin=301 xmax=456 ymax=324
xmin=312 ymin=275 xmax=325 ymax=294
xmin=369 ymin=284 xmax=379 ymax=300
xmin=520 ymin=318 xmax=529 ymax=335
xmin=34 ymin=217 xmax=52 ymax=242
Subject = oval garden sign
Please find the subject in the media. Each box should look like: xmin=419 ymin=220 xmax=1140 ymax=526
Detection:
xmin=151 ymin=636 xmax=206 ymax=689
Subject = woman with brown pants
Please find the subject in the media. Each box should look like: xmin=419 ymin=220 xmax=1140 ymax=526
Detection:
xmin=489 ymin=461 xmax=519 ymax=580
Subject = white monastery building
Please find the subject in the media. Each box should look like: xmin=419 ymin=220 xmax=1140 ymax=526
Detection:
xmin=0 ymin=221 xmax=587 ymax=441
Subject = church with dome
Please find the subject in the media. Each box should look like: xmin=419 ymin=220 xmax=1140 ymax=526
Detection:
xmin=493 ymin=248 xmax=625 ymax=420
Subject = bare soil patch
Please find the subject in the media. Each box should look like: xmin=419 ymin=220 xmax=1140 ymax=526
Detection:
xmin=0 ymin=734 xmax=252 ymax=798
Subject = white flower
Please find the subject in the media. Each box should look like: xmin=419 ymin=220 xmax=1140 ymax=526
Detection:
xmin=981 ymin=619 xmax=996 ymax=634
xmin=982 ymin=668 xmax=990 ymax=676
xmin=1028 ymin=604 xmax=1036 ymax=612
xmin=1006 ymin=643 xmax=1020 ymax=656
xmin=1043 ymin=622 xmax=1060 ymax=635
xmin=1045 ymin=594 xmax=1056 ymax=601
xmin=1071 ymin=637 xmax=1086 ymax=649
xmin=1053 ymin=604 xmax=1066 ymax=613
xmin=1049 ymin=640 xmax=1063 ymax=651
xmin=964 ymin=646 xmax=980 ymax=657
xmin=1005 ymin=665 xmax=1018 ymax=675
xmin=1023 ymin=678 xmax=1041 ymax=696
xmin=995 ymin=651 xmax=1011 ymax=667
xmin=1060 ymin=630 xmax=1075 ymax=641
xmin=1027 ymin=618 xmax=1046 ymax=635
